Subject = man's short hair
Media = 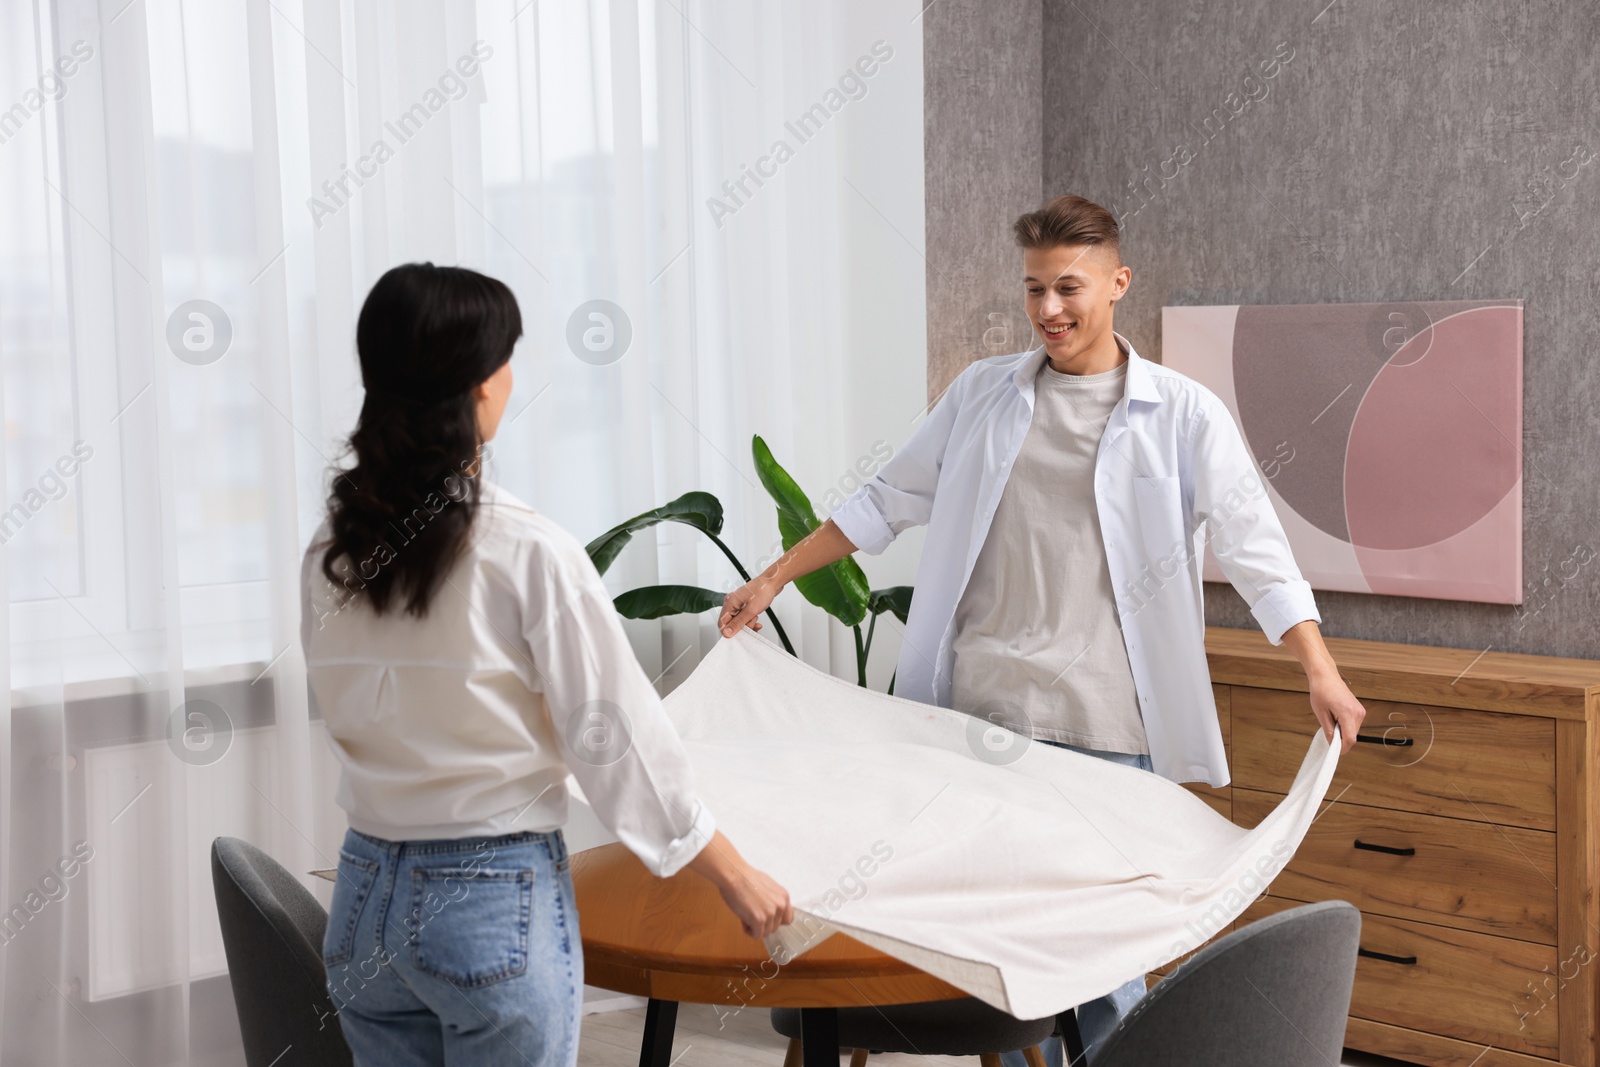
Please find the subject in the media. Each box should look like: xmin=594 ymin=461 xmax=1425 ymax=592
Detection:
xmin=1012 ymin=194 xmax=1120 ymax=263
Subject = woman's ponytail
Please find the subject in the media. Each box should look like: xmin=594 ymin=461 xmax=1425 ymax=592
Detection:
xmin=320 ymin=262 xmax=521 ymax=617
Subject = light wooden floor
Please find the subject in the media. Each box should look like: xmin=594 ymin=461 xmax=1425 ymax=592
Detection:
xmin=577 ymin=1002 xmax=1415 ymax=1067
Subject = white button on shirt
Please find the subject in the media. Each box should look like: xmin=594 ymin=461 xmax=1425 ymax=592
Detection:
xmin=830 ymin=334 xmax=1320 ymax=787
xmin=300 ymin=481 xmax=716 ymax=877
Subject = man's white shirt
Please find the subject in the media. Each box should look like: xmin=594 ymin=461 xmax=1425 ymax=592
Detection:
xmin=829 ymin=333 xmax=1319 ymax=786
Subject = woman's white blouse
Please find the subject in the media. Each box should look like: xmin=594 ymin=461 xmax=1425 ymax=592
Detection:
xmin=299 ymin=481 xmax=716 ymax=877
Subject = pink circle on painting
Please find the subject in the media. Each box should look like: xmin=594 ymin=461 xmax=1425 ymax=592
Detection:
xmin=1344 ymin=306 xmax=1521 ymax=552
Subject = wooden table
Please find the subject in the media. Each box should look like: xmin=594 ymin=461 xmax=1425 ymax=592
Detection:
xmin=572 ymin=842 xmax=969 ymax=1067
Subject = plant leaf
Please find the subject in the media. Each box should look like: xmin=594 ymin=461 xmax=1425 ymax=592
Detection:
xmin=612 ymin=584 xmax=724 ymax=620
xmin=868 ymin=586 xmax=914 ymax=625
xmin=585 ymin=492 xmax=725 ymax=575
xmin=751 ymin=435 xmax=870 ymax=626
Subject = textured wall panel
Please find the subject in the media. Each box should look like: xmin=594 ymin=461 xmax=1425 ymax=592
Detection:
xmin=923 ymin=0 xmax=1043 ymax=400
xmin=925 ymin=0 xmax=1600 ymax=657
xmin=1043 ymin=2 xmax=1593 ymax=659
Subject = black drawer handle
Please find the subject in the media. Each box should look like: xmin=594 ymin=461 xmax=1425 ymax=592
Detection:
xmin=1358 ymin=947 xmax=1418 ymax=966
xmin=1354 ymin=733 xmax=1414 ymax=747
xmin=1353 ymin=839 xmax=1415 ymax=856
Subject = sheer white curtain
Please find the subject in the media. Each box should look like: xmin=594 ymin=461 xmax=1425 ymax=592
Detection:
xmin=1 ymin=0 xmax=924 ymax=1062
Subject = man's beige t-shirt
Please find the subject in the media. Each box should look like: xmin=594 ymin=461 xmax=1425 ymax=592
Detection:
xmin=949 ymin=357 xmax=1148 ymax=754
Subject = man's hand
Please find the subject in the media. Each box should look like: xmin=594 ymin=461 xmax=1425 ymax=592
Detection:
xmin=1309 ymin=672 xmax=1366 ymax=754
xmin=1280 ymin=620 xmax=1365 ymax=753
xmin=720 ymin=576 xmax=779 ymax=638
xmin=718 ymin=520 xmax=862 ymax=639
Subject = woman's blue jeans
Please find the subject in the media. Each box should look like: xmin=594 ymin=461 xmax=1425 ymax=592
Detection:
xmin=999 ymin=741 xmax=1153 ymax=1067
xmin=322 ymin=827 xmax=583 ymax=1067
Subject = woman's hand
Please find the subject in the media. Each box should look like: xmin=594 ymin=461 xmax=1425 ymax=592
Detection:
xmin=687 ymin=831 xmax=794 ymax=939
xmin=720 ymin=576 xmax=780 ymax=638
xmin=712 ymin=864 xmax=793 ymax=940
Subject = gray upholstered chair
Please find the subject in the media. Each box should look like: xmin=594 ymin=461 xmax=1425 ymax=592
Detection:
xmin=211 ymin=837 xmax=353 ymax=1067
xmin=770 ymin=996 xmax=1060 ymax=1067
xmin=1091 ymin=900 xmax=1361 ymax=1066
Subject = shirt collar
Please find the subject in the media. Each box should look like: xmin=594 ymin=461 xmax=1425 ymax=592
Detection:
xmin=1012 ymin=331 xmax=1162 ymax=404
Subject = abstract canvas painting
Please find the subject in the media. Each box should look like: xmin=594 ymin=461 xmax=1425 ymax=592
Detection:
xmin=1162 ymin=300 xmax=1523 ymax=604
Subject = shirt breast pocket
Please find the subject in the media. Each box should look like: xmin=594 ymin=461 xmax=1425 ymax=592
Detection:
xmin=1132 ymin=475 xmax=1190 ymax=569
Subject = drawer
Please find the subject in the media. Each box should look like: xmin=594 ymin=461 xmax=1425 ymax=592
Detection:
xmin=1234 ymin=789 xmax=1557 ymax=943
xmin=1242 ymin=897 xmax=1559 ymax=1057
xmin=1231 ymin=688 xmax=1555 ymax=830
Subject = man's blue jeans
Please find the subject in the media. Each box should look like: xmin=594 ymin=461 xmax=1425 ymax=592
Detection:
xmin=999 ymin=741 xmax=1152 ymax=1067
xmin=322 ymin=827 xmax=582 ymax=1067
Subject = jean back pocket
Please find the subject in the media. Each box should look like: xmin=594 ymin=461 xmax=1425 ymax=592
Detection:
xmin=323 ymin=850 xmax=381 ymax=966
xmin=408 ymin=867 xmax=534 ymax=989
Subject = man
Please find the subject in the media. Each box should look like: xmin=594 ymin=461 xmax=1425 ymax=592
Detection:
xmin=719 ymin=194 xmax=1366 ymax=1059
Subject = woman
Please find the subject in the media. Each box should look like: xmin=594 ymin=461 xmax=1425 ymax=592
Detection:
xmin=304 ymin=263 xmax=791 ymax=1067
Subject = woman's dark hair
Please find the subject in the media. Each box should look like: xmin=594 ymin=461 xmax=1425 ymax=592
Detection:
xmin=320 ymin=262 xmax=521 ymax=617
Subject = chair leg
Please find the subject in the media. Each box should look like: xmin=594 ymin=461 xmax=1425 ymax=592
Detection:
xmin=979 ymin=1056 xmax=1004 ymax=1067
xmin=1060 ymin=1009 xmax=1087 ymax=1066
xmin=1022 ymin=1045 xmax=1048 ymax=1067
xmin=848 ymin=1049 xmax=869 ymax=1067
xmin=784 ymin=1039 xmax=803 ymax=1067
xmin=799 ymin=1007 xmax=841 ymax=1067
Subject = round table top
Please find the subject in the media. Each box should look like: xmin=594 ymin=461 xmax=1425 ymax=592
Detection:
xmin=571 ymin=842 xmax=967 ymax=1008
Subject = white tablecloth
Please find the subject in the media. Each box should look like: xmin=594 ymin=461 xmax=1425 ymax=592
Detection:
xmin=662 ymin=630 xmax=1341 ymax=1020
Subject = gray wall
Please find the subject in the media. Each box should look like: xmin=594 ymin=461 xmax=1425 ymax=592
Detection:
xmin=923 ymin=0 xmax=1041 ymax=400
xmin=925 ymin=0 xmax=1600 ymax=659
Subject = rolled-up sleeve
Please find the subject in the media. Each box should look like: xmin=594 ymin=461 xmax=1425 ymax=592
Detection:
xmin=830 ymin=368 xmax=969 ymax=555
xmin=519 ymin=533 xmax=716 ymax=878
xmin=1189 ymin=395 xmax=1320 ymax=645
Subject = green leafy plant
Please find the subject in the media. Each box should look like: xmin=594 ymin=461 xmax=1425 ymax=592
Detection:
xmin=584 ymin=437 xmax=912 ymax=688
xmin=585 ymin=490 xmax=796 ymax=655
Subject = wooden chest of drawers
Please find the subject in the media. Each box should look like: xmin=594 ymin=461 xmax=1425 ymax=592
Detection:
xmin=1188 ymin=626 xmax=1600 ymax=1067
